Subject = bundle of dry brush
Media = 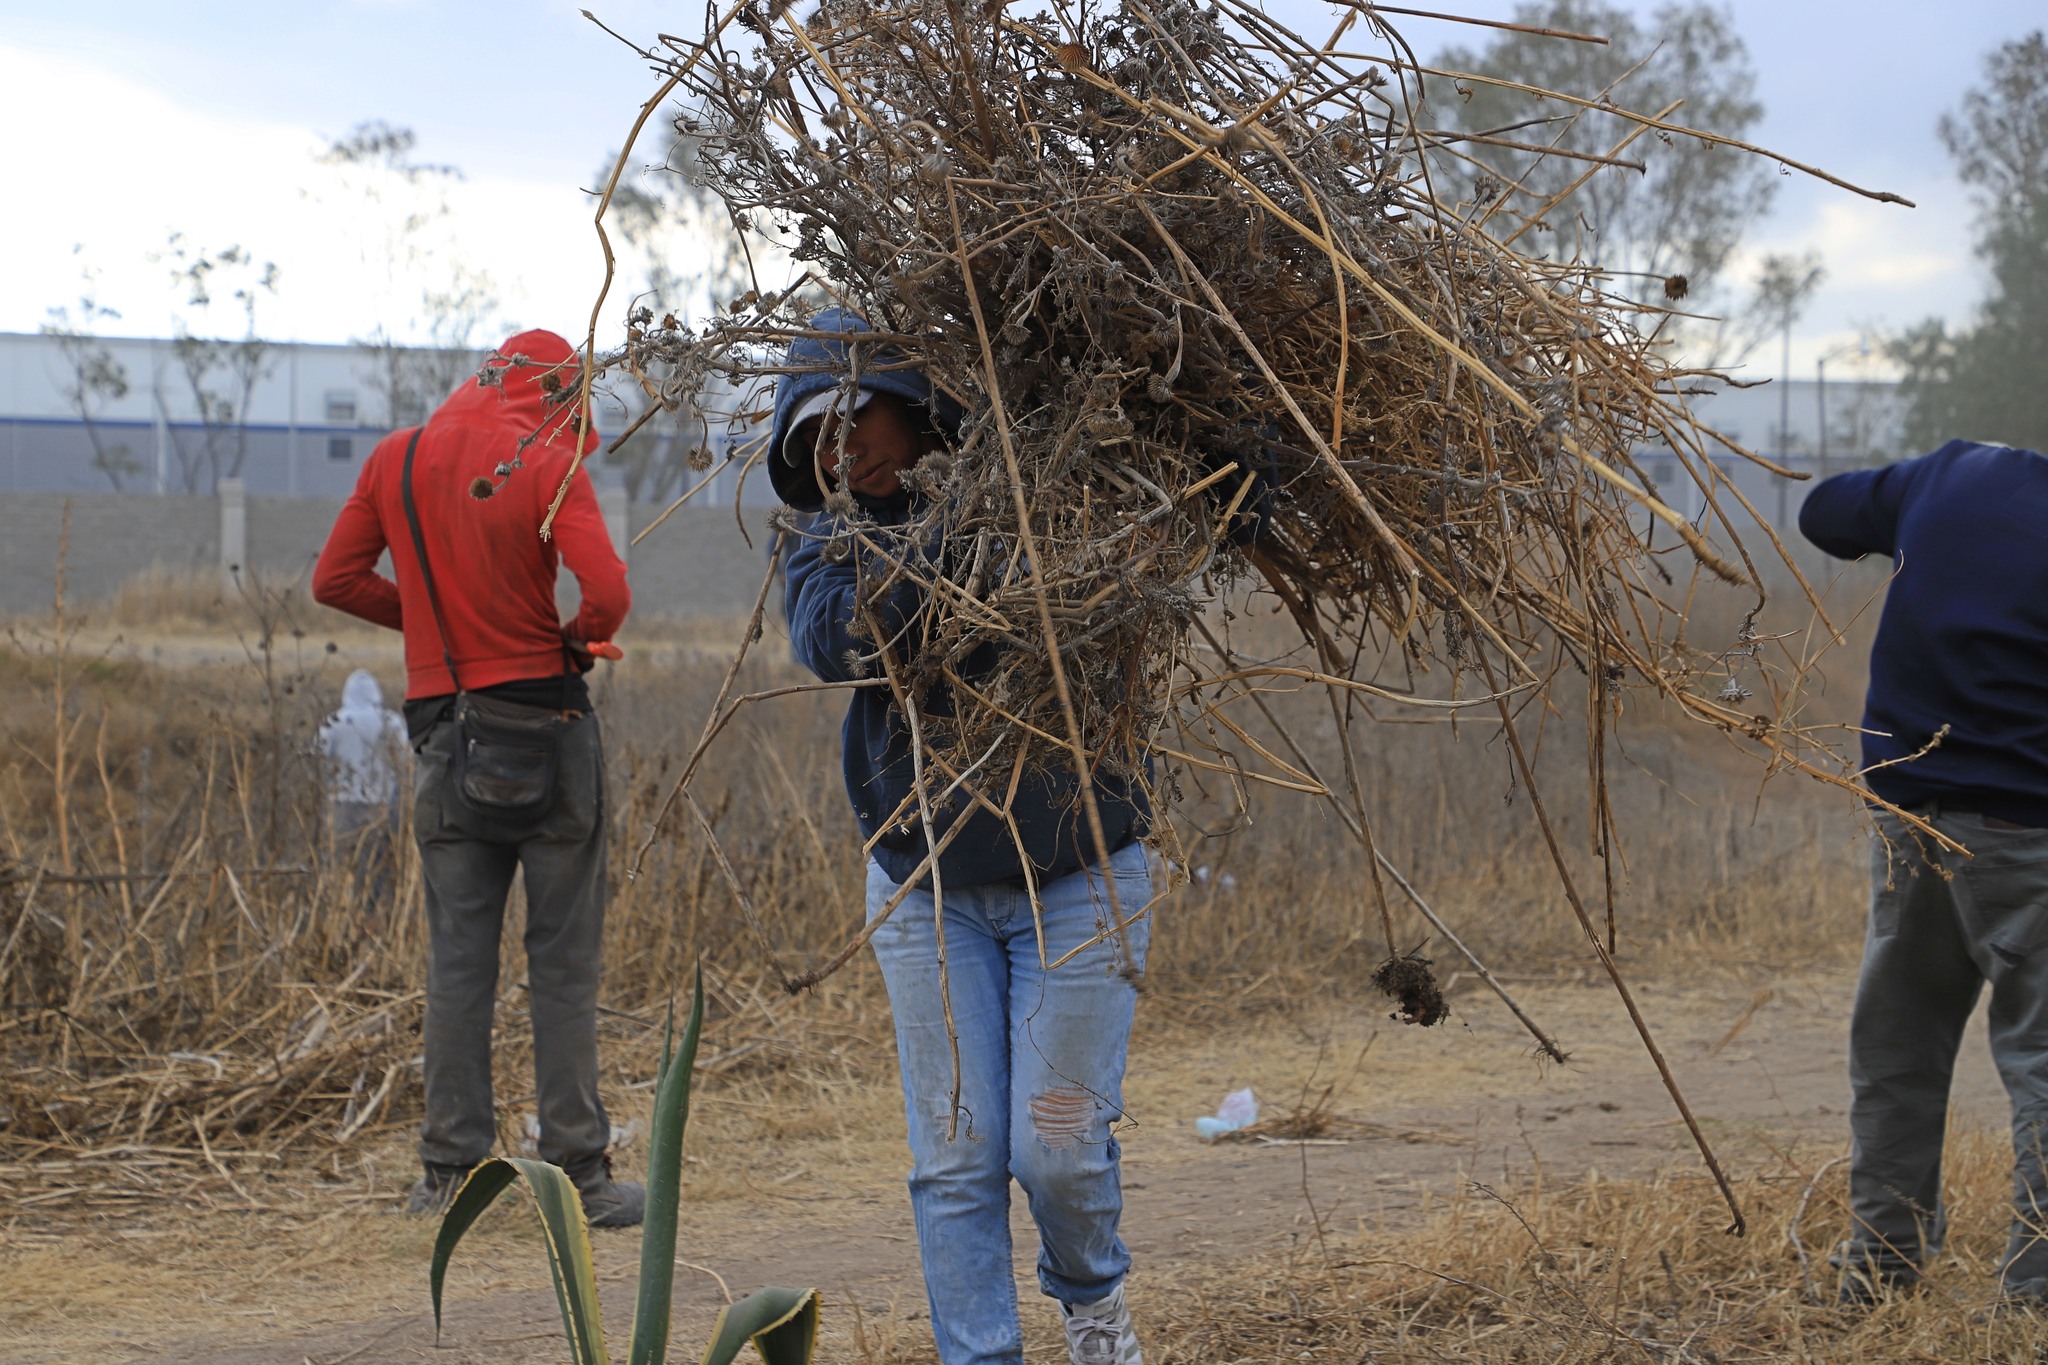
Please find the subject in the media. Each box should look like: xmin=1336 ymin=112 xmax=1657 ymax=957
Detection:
xmin=590 ymin=0 xmax=1911 ymax=1227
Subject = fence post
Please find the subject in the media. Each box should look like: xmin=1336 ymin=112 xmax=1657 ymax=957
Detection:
xmin=599 ymin=485 xmax=629 ymax=566
xmin=219 ymin=477 xmax=247 ymax=593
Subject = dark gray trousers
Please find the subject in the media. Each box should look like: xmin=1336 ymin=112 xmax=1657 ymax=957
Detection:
xmin=1843 ymin=807 xmax=2048 ymax=1297
xmin=412 ymin=712 xmax=611 ymax=1172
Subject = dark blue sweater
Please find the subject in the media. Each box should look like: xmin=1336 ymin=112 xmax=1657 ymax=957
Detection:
xmin=1798 ymin=439 xmax=2048 ymax=825
xmin=771 ymin=310 xmax=1144 ymax=886
xmin=784 ymin=510 xmax=1146 ymax=888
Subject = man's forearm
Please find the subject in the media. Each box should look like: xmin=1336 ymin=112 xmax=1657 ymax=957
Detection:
xmin=314 ymin=571 xmax=404 ymax=630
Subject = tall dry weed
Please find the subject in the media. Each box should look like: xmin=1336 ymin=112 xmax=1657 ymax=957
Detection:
xmin=97 ymin=562 xmax=373 ymax=640
xmin=1 ymin=549 xmax=1885 ymax=1194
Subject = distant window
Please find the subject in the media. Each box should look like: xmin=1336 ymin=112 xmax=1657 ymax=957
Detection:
xmin=324 ymin=390 xmax=358 ymax=424
xmin=328 ymin=437 xmax=353 ymax=462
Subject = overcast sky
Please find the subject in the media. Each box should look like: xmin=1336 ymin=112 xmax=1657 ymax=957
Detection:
xmin=1 ymin=1 xmax=2037 ymax=381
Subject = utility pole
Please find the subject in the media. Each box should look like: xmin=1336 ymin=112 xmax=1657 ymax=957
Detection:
xmin=152 ymin=339 xmax=168 ymax=496
xmin=1778 ymin=319 xmax=1792 ymax=527
xmin=1817 ymin=354 xmax=1828 ymax=480
xmin=286 ymin=342 xmax=299 ymax=497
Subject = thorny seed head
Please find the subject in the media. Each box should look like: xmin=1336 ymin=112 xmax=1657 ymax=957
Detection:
xmin=580 ymin=0 xmax=1802 ymax=824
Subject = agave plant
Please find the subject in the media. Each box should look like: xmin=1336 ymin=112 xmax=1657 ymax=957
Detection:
xmin=430 ymin=968 xmax=817 ymax=1364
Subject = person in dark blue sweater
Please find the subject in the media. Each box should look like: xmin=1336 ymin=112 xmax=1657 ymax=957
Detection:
xmin=1800 ymin=438 xmax=2048 ymax=1307
xmin=774 ymin=310 xmax=1152 ymax=1365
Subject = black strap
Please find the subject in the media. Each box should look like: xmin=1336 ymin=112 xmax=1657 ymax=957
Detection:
xmin=399 ymin=428 xmax=464 ymax=695
xmin=399 ymin=427 xmax=578 ymax=710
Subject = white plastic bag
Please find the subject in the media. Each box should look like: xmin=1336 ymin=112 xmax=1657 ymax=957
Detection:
xmin=1194 ymin=1086 xmax=1259 ymax=1140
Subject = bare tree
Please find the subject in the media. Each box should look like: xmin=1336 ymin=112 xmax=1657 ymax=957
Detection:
xmin=610 ymin=128 xmax=761 ymax=324
xmin=600 ymin=128 xmax=765 ymax=502
xmin=1427 ymin=1 xmax=1777 ymax=336
xmin=41 ymin=249 xmax=140 ymax=491
xmin=313 ymin=121 xmax=499 ymax=427
xmin=1942 ymin=31 xmax=2048 ymax=212
xmin=1710 ymin=249 xmax=1826 ymax=370
xmin=1894 ymin=31 xmax=2048 ymax=452
xmin=157 ymin=234 xmax=279 ymax=493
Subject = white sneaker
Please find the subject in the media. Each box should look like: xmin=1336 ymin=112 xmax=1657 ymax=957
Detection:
xmin=1062 ymin=1284 xmax=1143 ymax=1365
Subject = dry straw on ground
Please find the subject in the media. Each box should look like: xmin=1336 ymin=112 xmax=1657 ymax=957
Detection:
xmin=573 ymin=0 xmax=1911 ymax=1227
xmin=0 ymin=560 xmax=1872 ymax=1209
xmin=1143 ymin=1133 xmax=2048 ymax=1363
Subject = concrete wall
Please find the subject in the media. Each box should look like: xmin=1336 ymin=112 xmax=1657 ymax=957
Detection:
xmin=0 ymin=357 xmax=1912 ymax=619
xmin=0 ymin=493 xmax=221 ymax=614
xmin=1 ymin=450 xmax=1861 ymax=623
xmin=623 ymin=504 xmax=786 ymax=621
xmin=0 ymin=489 xmax=784 ymax=621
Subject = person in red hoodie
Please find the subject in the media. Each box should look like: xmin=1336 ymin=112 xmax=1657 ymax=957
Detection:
xmin=313 ymin=328 xmax=640 ymax=1226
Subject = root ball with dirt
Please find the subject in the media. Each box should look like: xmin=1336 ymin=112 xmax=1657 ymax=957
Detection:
xmin=1371 ymin=951 xmax=1448 ymax=1027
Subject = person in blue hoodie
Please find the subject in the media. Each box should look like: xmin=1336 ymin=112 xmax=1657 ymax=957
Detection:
xmin=1800 ymin=438 xmax=2048 ymax=1307
xmin=774 ymin=310 xmax=1151 ymax=1365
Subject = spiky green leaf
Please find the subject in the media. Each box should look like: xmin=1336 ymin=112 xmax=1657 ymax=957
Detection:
xmin=699 ymin=1287 xmax=819 ymax=1365
xmin=432 ymin=1156 xmax=610 ymax=1365
xmin=628 ymin=966 xmax=707 ymax=1365
xmin=431 ymin=1161 xmax=519 ymax=1341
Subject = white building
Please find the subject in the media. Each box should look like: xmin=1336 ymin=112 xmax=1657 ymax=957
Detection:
xmin=0 ymin=331 xmax=499 ymax=496
xmin=0 ymin=330 xmax=787 ymax=506
xmin=2 ymin=328 xmax=1910 ymax=527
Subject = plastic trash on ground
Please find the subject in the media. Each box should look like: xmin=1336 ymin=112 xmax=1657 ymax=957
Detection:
xmin=1194 ymin=1086 xmax=1259 ymax=1140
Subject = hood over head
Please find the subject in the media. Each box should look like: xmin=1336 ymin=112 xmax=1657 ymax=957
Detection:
xmin=340 ymin=668 xmax=384 ymax=712
xmin=425 ymin=328 xmax=595 ymax=460
xmin=767 ymin=308 xmax=961 ymax=510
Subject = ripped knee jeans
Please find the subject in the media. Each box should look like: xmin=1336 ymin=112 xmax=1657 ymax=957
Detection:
xmin=865 ymin=841 xmax=1152 ymax=1365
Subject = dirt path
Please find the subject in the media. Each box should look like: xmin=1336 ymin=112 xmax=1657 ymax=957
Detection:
xmin=4 ymin=967 xmax=2012 ymax=1364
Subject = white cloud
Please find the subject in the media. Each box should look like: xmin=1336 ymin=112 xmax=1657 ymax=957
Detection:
xmin=1717 ymin=186 xmax=1984 ymax=375
xmin=1803 ymin=198 xmax=1973 ymax=293
xmin=1 ymin=42 xmax=617 ymax=348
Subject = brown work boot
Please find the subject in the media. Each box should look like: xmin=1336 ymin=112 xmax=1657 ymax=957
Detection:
xmin=404 ymin=1161 xmax=476 ymax=1216
xmin=566 ymin=1153 xmax=645 ymax=1229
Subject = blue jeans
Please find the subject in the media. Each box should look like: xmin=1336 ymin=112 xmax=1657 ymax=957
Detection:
xmin=866 ymin=841 xmax=1153 ymax=1365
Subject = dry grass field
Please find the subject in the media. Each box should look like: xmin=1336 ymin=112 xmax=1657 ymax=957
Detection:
xmin=7 ymin=560 xmax=2046 ymax=1361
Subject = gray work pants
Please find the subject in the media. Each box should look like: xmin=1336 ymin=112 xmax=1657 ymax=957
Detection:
xmin=412 ymin=712 xmax=611 ymax=1172
xmin=1842 ymin=806 xmax=2048 ymax=1297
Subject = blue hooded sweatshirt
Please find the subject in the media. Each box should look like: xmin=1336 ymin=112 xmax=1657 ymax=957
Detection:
xmin=1798 ymin=439 xmax=2048 ymax=826
xmin=775 ymin=310 xmax=1148 ymax=887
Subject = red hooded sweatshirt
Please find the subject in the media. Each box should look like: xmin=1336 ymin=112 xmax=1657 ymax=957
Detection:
xmin=313 ymin=329 xmax=630 ymax=700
